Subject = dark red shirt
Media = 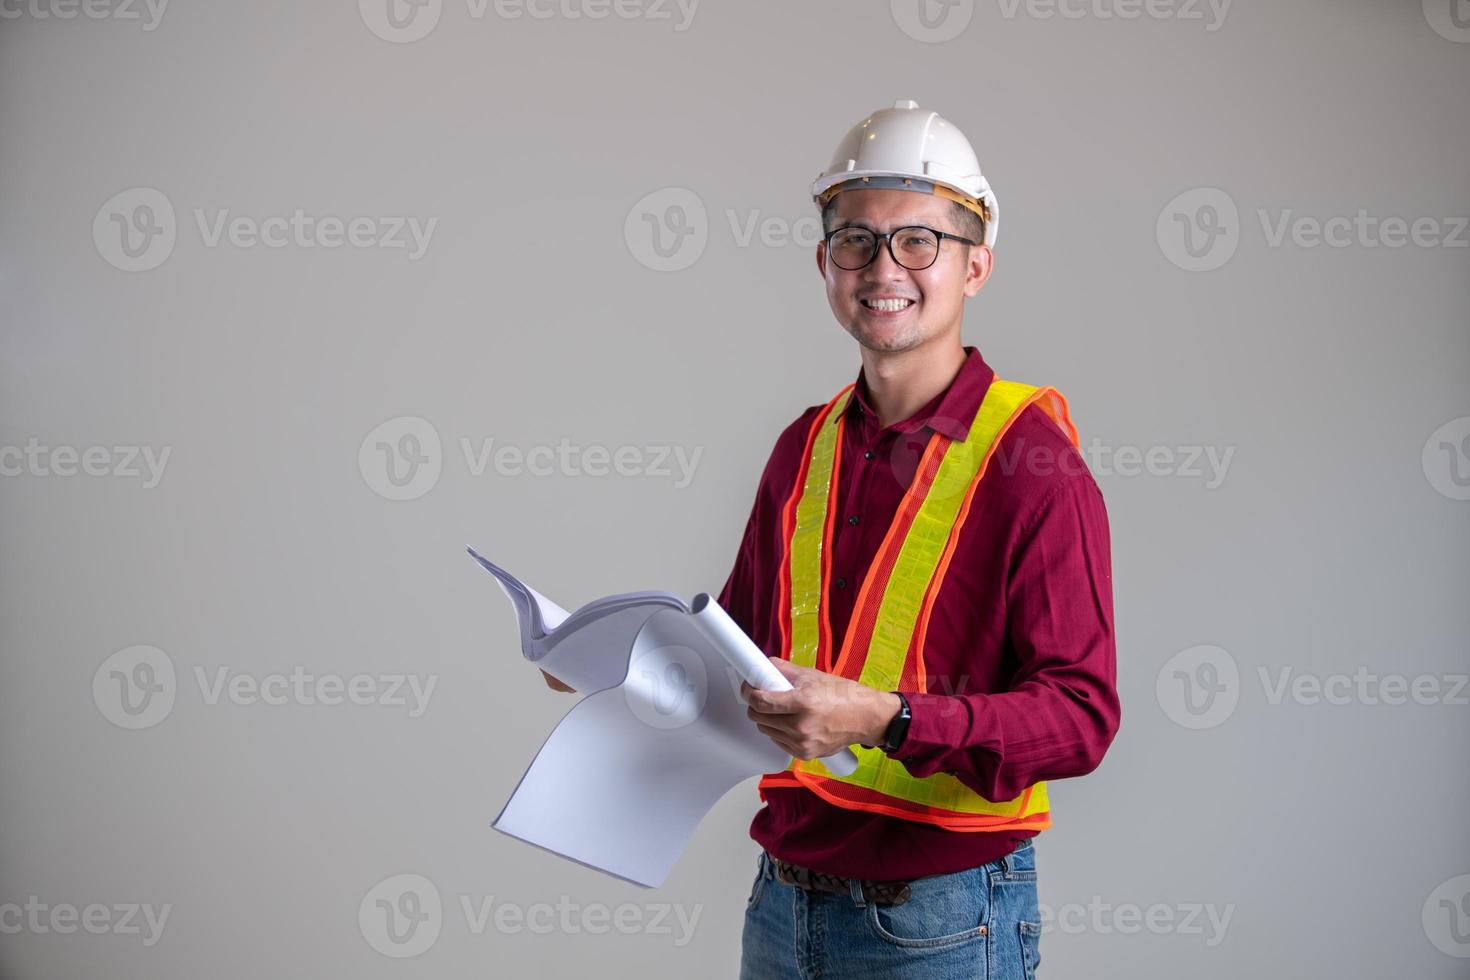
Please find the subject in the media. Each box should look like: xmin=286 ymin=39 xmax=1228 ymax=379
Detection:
xmin=717 ymin=346 xmax=1120 ymax=881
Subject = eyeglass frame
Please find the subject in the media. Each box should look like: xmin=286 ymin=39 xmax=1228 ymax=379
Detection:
xmin=822 ymin=223 xmax=980 ymax=271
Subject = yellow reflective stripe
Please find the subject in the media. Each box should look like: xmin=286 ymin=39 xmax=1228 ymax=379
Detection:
xmin=801 ymin=750 xmax=1050 ymax=817
xmin=786 ymin=387 xmax=850 ymax=670
xmin=854 ymin=379 xmax=1037 ymax=693
xmin=796 ymin=379 xmax=1051 ymax=818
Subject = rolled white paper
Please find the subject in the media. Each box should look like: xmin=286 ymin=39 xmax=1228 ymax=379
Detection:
xmin=689 ymin=593 xmax=860 ymax=778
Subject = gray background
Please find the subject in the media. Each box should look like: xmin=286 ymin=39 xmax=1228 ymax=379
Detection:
xmin=2 ymin=0 xmax=1468 ymax=976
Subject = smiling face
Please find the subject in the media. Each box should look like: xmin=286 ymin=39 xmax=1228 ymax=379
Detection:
xmin=816 ymin=187 xmax=992 ymax=355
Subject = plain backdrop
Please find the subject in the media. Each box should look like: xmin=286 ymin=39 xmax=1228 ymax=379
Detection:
xmin=1 ymin=0 xmax=1467 ymax=977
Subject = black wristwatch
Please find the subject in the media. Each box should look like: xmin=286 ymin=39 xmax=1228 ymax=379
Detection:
xmin=878 ymin=691 xmax=911 ymax=754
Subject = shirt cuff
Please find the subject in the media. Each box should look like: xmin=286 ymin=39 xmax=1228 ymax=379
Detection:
xmin=884 ymin=690 xmax=986 ymax=778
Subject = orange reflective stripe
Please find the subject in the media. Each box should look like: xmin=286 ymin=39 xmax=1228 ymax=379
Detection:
xmin=788 ymin=773 xmax=1052 ymax=832
xmin=828 ymin=434 xmax=949 ymax=682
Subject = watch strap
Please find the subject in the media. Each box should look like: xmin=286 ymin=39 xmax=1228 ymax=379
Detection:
xmin=879 ymin=691 xmax=912 ymax=753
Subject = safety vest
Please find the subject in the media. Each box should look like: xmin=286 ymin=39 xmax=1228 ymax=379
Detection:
xmin=756 ymin=375 xmax=1080 ymax=833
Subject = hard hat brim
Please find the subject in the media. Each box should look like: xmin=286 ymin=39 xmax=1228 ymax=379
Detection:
xmin=812 ymin=173 xmax=998 ymax=248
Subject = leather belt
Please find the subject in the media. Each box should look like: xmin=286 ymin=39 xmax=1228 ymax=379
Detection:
xmin=770 ymin=856 xmax=913 ymax=906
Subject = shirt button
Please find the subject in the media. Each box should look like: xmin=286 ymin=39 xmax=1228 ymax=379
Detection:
xmin=863 ymin=450 xmax=875 ymax=460
xmin=847 ymin=515 xmax=860 ymax=526
xmin=835 ymin=577 xmax=847 ymax=589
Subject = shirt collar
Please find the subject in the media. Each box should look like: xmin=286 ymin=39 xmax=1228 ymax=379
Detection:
xmin=842 ymin=345 xmax=994 ymax=441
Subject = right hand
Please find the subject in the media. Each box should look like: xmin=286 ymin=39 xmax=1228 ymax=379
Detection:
xmin=540 ymin=669 xmax=576 ymax=693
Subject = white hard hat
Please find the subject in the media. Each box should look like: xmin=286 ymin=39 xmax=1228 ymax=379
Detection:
xmin=812 ymin=99 xmax=998 ymax=249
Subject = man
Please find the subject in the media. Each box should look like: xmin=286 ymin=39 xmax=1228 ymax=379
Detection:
xmin=720 ymin=100 xmax=1121 ymax=978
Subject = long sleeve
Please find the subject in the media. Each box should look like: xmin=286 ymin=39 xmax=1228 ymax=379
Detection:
xmin=892 ymin=472 xmax=1121 ymax=802
xmin=717 ymin=498 xmax=760 ymax=642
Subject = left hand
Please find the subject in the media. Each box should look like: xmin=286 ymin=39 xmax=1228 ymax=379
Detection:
xmin=740 ymin=657 xmax=900 ymax=760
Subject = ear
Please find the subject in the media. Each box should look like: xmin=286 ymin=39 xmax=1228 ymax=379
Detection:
xmin=815 ymin=240 xmax=827 ymax=278
xmin=963 ymin=244 xmax=993 ymax=297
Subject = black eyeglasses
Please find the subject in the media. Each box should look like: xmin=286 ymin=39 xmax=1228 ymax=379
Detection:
xmin=824 ymin=224 xmax=978 ymax=271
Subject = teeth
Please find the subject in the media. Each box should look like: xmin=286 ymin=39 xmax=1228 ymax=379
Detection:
xmin=863 ymin=298 xmax=914 ymax=312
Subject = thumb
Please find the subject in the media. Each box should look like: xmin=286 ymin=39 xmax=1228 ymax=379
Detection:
xmin=767 ymin=656 xmax=800 ymax=681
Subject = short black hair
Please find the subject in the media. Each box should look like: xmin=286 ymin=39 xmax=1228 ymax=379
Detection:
xmin=820 ymin=196 xmax=985 ymax=245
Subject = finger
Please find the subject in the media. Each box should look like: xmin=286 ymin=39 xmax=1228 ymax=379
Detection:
xmin=755 ymin=724 xmax=799 ymax=756
xmin=745 ymin=689 xmax=799 ymax=715
xmin=753 ymin=718 xmax=794 ymax=739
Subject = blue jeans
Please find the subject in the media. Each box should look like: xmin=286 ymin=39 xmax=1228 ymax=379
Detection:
xmin=739 ymin=839 xmax=1041 ymax=979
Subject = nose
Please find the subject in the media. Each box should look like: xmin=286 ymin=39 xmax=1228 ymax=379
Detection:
xmin=862 ymin=238 xmax=910 ymax=282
